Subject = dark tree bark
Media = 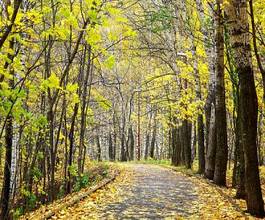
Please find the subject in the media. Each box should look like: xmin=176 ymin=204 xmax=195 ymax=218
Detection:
xmin=112 ymin=110 xmax=118 ymax=161
xmin=171 ymin=127 xmax=177 ymax=166
xmin=175 ymin=128 xmax=182 ymax=165
xmin=109 ymin=133 xmax=114 ymax=161
xmin=232 ymin=98 xmax=246 ymax=199
xmin=113 ymin=132 xmax=117 ymax=161
xmin=168 ymin=128 xmax=172 ymax=160
xmin=238 ymin=60 xmax=264 ymax=216
xmin=213 ymin=0 xmax=228 ymax=186
xmin=171 ymin=125 xmax=182 ymax=166
xmin=1 ymin=39 xmax=15 ymax=220
xmin=121 ymin=132 xmax=127 ymax=161
xmin=78 ymin=45 xmax=92 ymax=174
xmin=197 ymin=114 xmax=205 ymax=174
xmin=150 ymin=122 xmax=157 ymax=159
xmin=205 ymin=104 xmax=217 ymax=180
xmin=66 ymin=103 xmax=78 ymax=194
xmin=150 ymin=111 xmax=157 ymax=159
xmin=128 ymin=126 xmax=134 ymax=161
xmin=120 ymin=109 xmax=127 ymax=161
xmin=96 ymin=134 xmax=102 ymax=162
xmin=226 ymin=0 xmax=265 ymax=216
xmin=182 ymin=120 xmax=192 ymax=169
xmin=144 ymin=111 xmax=152 ymax=160
xmin=232 ymin=120 xmax=239 ymax=188
xmin=235 ymin=138 xmax=246 ymax=200
xmin=1 ymin=116 xmax=13 ymax=220
xmin=179 ymin=125 xmax=185 ymax=165
xmin=145 ymin=133 xmax=150 ymax=160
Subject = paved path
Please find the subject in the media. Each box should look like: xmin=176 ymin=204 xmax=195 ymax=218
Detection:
xmin=100 ymin=164 xmax=198 ymax=219
xmin=55 ymin=164 xmax=198 ymax=219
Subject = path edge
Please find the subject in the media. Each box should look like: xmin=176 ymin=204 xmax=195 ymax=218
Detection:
xmin=43 ymin=170 xmax=120 ymax=219
xmin=21 ymin=169 xmax=120 ymax=220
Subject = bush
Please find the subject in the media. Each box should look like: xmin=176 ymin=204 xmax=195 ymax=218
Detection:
xmin=73 ymin=174 xmax=90 ymax=192
xmin=13 ymin=207 xmax=24 ymax=220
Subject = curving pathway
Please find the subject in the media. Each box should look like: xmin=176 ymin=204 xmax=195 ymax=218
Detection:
xmin=54 ymin=164 xmax=198 ymax=219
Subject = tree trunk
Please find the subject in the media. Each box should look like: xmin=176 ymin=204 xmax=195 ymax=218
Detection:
xmin=145 ymin=133 xmax=150 ymax=160
xmin=205 ymin=103 xmax=217 ymax=180
xmin=197 ymin=114 xmax=205 ymax=174
xmin=171 ymin=127 xmax=177 ymax=166
xmin=232 ymin=99 xmax=246 ymax=199
xmin=182 ymin=120 xmax=192 ymax=169
xmin=120 ymin=109 xmax=127 ymax=161
xmin=67 ymin=103 xmax=79 ymax=194
xmin=1 ymin=39 xmax=15 ymax=220
xmin=150 ymin=121 xmax=157 ymax=159
xmin=232 ymin=120 xmax=239 ymax=187
xmin=128 ymin=126 xmax=134 ymax=161
xmin=109 ymin=133 xmax=114 ymax=161
xmin=235 ymin=137 xmax=246 ymax=199
xmin=213 ymin=0 xmax=228 ymax=186
xmin=96 ymin=134 xmax=102 ymax=162
xmin=226 ymin=0 xmax=265 ymax=216
xmin=78 ymin=45 xmax=91 ymax=174
xmin=1 ymin=116 xmax=13 ymax=220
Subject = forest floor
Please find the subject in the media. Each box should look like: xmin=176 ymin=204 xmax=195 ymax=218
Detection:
xmin=33 ymin=163 xmax=258 ymax=220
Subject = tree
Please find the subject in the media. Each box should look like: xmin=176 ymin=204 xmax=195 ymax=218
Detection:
xmin=213 ymin=0 xmax=228 ymax=186
xmin=226 ymin=0 xmax=265 ymax=216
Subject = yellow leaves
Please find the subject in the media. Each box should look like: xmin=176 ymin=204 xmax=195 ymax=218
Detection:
xmin=187 ymin=174 xmax=252 ymax=220
xmin=107 ymin=7 xmax=121 ymax=18
xmin=85 ymin=27 xmax=102 ymax=47
xmin=25 ymin=10 xmax=43 ymax=25
xmin=100 ymin=2 xmax=136 ymax=44
xmin=40 ymin=26 xmax=68 ymax=40
xmin=41 ymin=6 xmax=52 ymax=14
xmin=103 ymin=55 xmax=116 ymax=69
xmin=198 ymin=62 xmax=209 ymax=78
xmin=0 ymin=68 xmax=12 ymax=80
xmin=186 ymin=51 xmax=193 ymax=59
xmin=65 ymin=83 xmax=80 ymax=104
xmin=46 ymin=166 xmax=133 ymax=220
xmin=84 ymin=0 xmax=101 ymax=7
xmin=123 ymin=26 xmax=137 ymax=38
xmin=66 ymin=83 xmax=78 ymax=93
xmin=196 ymin=45 xmax=207 ymax=58
xmin=41 ymin=72 xmax=61 ymax=90
xmin=221 ymin=0 xmax=231 ymax=11
xmin=177 ymin=60 xmax=194 ymax=83
xmin=107 ymin=31 xmax=119 ymax=41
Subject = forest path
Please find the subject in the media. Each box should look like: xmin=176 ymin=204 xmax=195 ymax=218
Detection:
xmin=54 ymin=164 xmax=198 ymax=219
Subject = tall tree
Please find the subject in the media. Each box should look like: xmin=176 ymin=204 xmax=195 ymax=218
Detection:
xmin=226 ymin=0 xmax=265 ymax=216
xmin=213 ymin=0 xmax=228 ymax=186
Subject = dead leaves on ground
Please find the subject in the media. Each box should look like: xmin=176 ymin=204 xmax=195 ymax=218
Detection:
xmin=187 ymin=175 xmax=258 ymax=220
xmin=20 ymin=163 xmax=264 ymax=220
xmin=51 ymin=166 xmax=135 ymax=220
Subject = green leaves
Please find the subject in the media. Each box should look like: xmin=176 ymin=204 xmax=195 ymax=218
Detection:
xmin=104 ymin=55 xmax=116 ymax=69
xmin=68 ymin=164 xmax=78 ymax=177
xmin=145 ymin=6 xmax=174 ymax=33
